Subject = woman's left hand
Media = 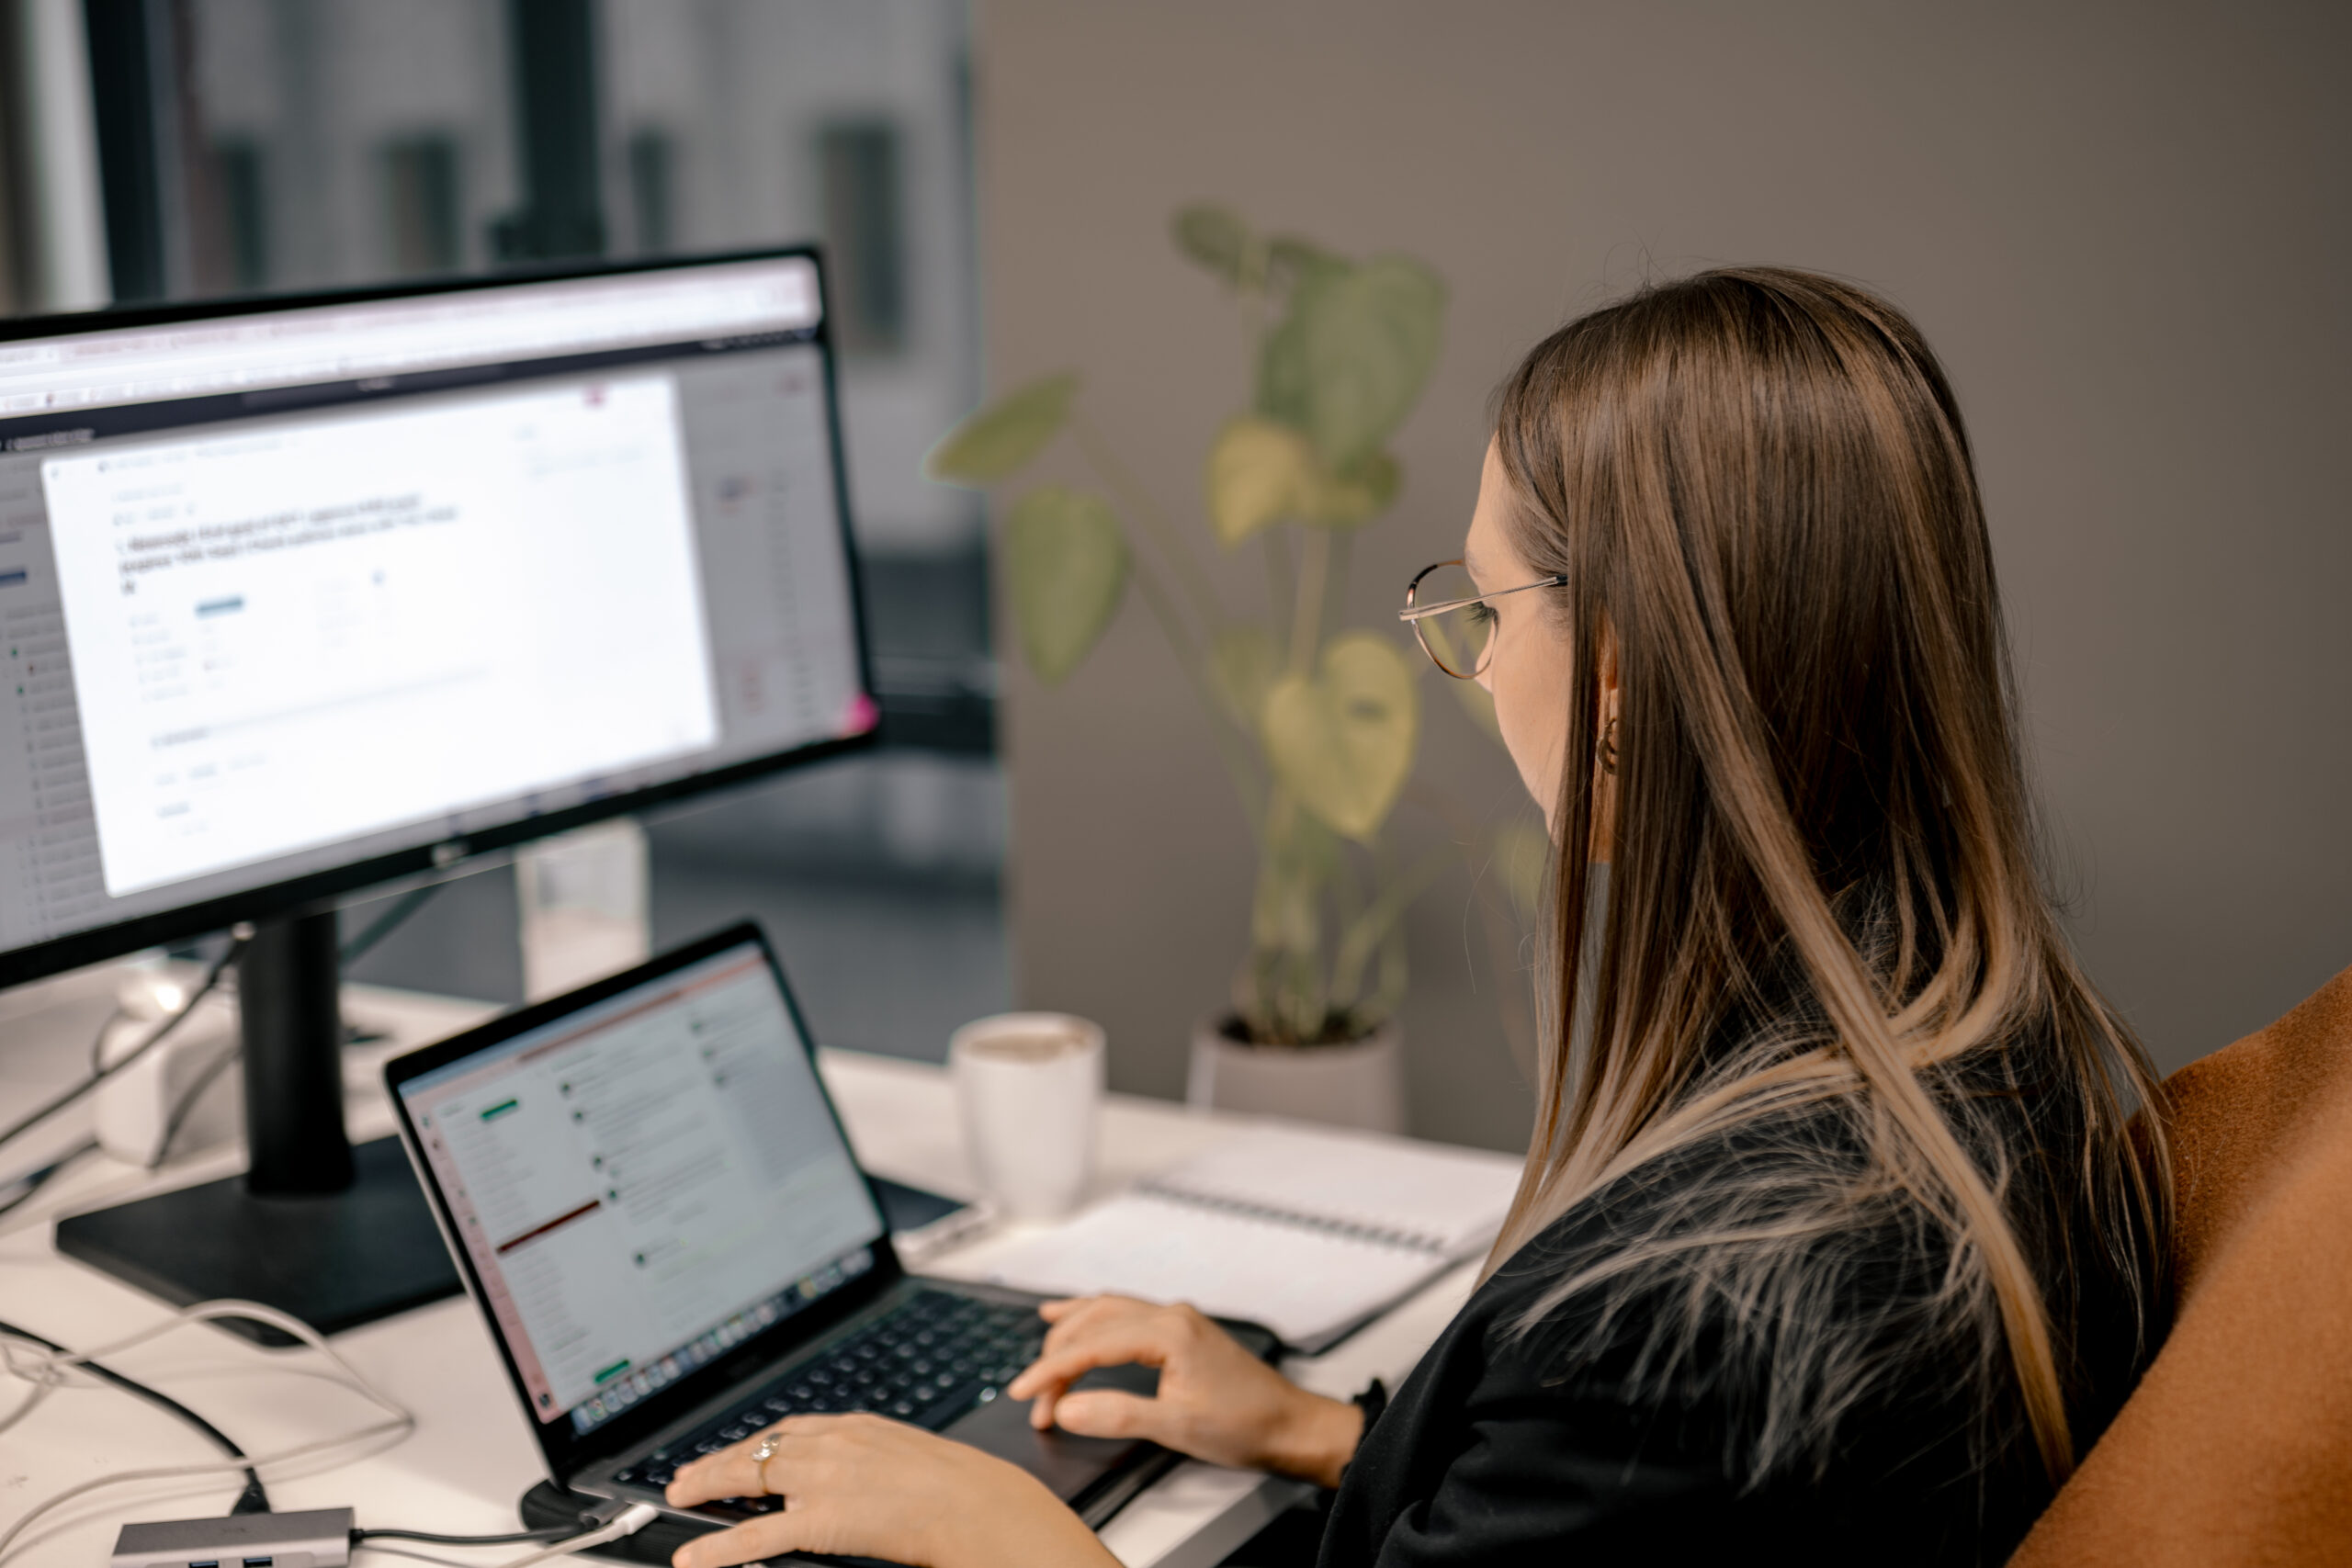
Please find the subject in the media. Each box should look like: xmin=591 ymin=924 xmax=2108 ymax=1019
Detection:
xmin=662 ymin=1411 xmax=1117 ymax=1568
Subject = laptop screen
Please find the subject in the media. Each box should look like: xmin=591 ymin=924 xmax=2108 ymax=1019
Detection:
xmin=394 ymin=941 xmax=887 ymax=1437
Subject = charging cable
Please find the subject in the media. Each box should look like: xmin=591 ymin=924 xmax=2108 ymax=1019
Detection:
xmin=0 ymin=1298 xmax=413 ymax=1563
xmin=346 ymin=1501 xmax=659 ymax=1566
xmin=490 ymin=1503 xmax=661 ymax=1566
xmin=0 ymin=1316 xmax=268 ymax=1514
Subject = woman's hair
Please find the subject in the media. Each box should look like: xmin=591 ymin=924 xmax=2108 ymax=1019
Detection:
xmin=1485 ymin=266 xmax=2167 ymax=1489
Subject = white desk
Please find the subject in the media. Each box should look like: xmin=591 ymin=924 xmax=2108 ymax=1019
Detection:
xmin=0 ymin=985 xmax=1494 ymax=1567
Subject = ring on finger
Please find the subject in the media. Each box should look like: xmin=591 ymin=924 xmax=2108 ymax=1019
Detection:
xmin=747 ymin=1430 xmax=784 ymax=1495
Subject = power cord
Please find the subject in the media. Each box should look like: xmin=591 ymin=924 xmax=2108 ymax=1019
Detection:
xmin=488 ymin=1504 xmax=660 ymax=1566
xmin=0 ymin=1315 xmax=268 ymax=1515
xmin=133 ymin=886 xmax=444 ymax=1167
xmin=0 ymin=1139 xmax=97 ymax=1220
xmin=0 ymin=1299 xmax=659 ymax=1566
xmin=0 ymin=928 xmax=251 ymax=1164
xmin=349 ymin=1495 xmax=654 ymax=1562
xmin=0 ymin=1298 xmax=413 ymax=1563
xmin=11 ymin=886 xmax=439 ymax=1180
xmin=354 ymin=1523 xmax=582 ymax=1548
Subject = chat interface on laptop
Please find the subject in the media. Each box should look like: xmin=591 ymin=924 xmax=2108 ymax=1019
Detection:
xmin=398 ymin=942 xmax=886 ymax=1436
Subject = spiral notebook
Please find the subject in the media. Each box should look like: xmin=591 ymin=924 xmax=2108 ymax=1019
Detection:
xmin=968 ymin=1124 xmax=1521 ymax=1353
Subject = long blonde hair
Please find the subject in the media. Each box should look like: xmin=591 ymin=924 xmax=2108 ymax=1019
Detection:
xmin=1487 ymin=267 xmax=2167 ymax=1489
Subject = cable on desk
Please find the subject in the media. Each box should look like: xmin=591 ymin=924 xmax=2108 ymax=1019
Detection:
xmin=0 ymin=928 xmax=250 ymax=1161
xmin=353 ymin=1523 xmax=582 ymax=1547
xmin=346 ymin=1503 xmax=656 ymax=1568
xmin=0 ymin=1315 xmax=269 ymax=1514
xmin=492 ymin=1504 xmax=661 ymax=1566
xmin=0 ymin=1298 xmax=414 ymax=1564
xmin=0 ymin=1140 xmax=97 ymax=1219
xmin=150 ymin=1034 xmax=242 ymax=1168
xmin=129 ymin=884 xmax=442 ymax=1174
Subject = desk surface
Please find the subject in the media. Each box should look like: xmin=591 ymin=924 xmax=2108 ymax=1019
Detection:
xmin=0 ymin=985 xmax=1498 ymax=1567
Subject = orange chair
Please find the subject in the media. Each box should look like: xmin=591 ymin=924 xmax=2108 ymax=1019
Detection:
xmin=2012 ymin=964 xmax=2352 ymax=1565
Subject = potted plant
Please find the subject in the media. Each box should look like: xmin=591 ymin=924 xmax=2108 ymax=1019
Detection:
xmin=925 ymin=205 xmax=1450 ymax=1132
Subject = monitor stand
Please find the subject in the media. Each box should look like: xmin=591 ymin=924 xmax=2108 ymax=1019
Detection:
xmin=52 ymin=909 xmax=461 ymax=1347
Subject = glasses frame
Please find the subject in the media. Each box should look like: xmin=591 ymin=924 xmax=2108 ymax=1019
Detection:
xmin=1398 ymin=559 xmax=1567 ymax=679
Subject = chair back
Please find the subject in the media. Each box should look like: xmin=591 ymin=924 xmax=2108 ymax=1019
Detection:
xmin=2010 ymin=963 xmax=2352 ymax=1565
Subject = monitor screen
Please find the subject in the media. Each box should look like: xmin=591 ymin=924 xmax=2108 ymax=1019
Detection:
xmin=393 ymin=939 xmax=886 ymax=1435
xmin=0 ymin=254 xmax=873 ymax=979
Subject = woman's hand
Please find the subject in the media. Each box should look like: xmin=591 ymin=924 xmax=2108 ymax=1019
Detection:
xmin=662 ymin=1412 xmax=1116 ymax=1568
xmin=1006 ymin=1296 xmax=1364 ymax=1488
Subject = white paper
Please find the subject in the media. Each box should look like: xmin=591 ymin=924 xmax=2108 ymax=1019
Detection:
xmin=1140 ymin=1123 xmax=1520 ymax=1256
xmin=970 ymin=1127 xmax=1521 ymax=1349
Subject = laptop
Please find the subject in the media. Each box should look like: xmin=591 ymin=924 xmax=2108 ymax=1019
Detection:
xmin=383 ymin=922 xmax=1266 ymax=1540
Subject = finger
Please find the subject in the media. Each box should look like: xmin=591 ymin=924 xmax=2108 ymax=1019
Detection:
xmin=1006 ymin=1319 xmax=1178 ymax=1409
xmin=1037 ymin=1294 xmax=1174 ymax=1354
xmin=673 ymin=1512 xmax=819 ymax=1568
xmin=1048 ymin=1388 xmax=1163 ymax=1441
xmin=666 ymin=1421 xmax=829 ymax=1506
xmin=1034 ymin=1294 xmax=1136 ymax=1353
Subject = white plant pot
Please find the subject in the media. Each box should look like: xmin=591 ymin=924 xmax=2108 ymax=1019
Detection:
xmin=1185 ymin=1017 xmax=1405 ymax=1134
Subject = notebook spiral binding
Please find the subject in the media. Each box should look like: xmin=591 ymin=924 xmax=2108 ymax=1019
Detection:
xmin=1132 ymin=1179 xmax=1453 ymax=1256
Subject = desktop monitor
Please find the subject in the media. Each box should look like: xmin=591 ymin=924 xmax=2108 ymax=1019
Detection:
xmin=0 ymin=249 xmax=877 ymax=1338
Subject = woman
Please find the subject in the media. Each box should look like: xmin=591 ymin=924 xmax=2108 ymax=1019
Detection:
xmin=662 ymin=267 xmax=2169 ymax=1566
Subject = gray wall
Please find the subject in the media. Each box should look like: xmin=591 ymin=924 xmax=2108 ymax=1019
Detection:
xmin=969 ymin=0 xmax=2352 ymax=1150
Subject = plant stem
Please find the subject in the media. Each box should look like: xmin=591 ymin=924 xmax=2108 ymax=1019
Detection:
xmin=1262 ymin=531 xmax=1295 ymax=655
xmin=1125 ymin=549 xmax=1265 ymax=841
xmin=1071 ymin=413 xmax=1224 ymax=634
xmin=1329 ymin=843 xmax=1453 ymax=1010
xmin=1326 ymin=528 xmax=1352 ymax=641
xmin=1289 ymin=525 xmax=1331 ymax=674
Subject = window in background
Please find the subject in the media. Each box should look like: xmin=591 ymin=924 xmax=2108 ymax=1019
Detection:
xmin=379 ymin=133 xmax=463 ymax=276
xmin=209 ymin=134 xmax=266 ymax=289
xmin=816 ymin=119 xmax=906 ymax=357
xmin=625 ymin=125 xmax=675 ymax=254
xmin=22 ymin=0 xmax=1001 ymax=1062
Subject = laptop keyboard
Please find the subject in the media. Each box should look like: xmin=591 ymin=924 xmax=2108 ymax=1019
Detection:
xmin=614 ymin=1289 xmax=1046 ymax=1509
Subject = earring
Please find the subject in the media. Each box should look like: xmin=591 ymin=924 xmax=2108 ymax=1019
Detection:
xmin=1600 ymin=715 xmax=1619 ymax=776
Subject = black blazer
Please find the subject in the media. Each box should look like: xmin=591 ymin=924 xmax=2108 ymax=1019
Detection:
xmin=1316 ymin=1089 xmax=2148 ymax=1566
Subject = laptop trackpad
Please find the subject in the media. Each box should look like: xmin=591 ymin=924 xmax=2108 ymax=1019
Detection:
xmin=946 ymin=1362 xmax=1160 ymax=1501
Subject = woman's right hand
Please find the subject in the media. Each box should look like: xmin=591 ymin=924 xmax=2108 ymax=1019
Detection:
xmin=1004 ymin=1296 xmax=1364 ymax=1489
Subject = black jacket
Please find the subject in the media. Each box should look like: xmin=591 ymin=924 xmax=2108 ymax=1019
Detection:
xmin=1317 ymin=1082 xmax=2150 ymax=1566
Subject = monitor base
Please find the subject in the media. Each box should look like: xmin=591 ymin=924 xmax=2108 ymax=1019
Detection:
xmin=53 ymin=1135 xmax=460 ymax=1347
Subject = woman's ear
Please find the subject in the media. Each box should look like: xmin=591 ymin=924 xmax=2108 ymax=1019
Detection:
xmin=1590 ymin=622 xmax=1623 ymax=863
xmin=1597 ymin=622 xmax=1622 ymax=726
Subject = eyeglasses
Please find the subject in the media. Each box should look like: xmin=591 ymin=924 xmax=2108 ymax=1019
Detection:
xmin=1398 ymin=560 xmax=1566 ymax=679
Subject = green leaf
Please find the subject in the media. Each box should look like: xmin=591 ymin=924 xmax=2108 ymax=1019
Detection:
xmin=1208 ymin=625 xmax=1279 ymax=727
xmin=1313 ymin=449 xmax=1400 ymax=526
xmin=1265 ymin=235 xmax=1342 ymax=291
xmin=1250 ymin=804 xmax=1338 ymax=955
xmin=1172 ymin=205 xmax=1261 ymax=290
xmin=1005 ymin=487 xmax=1127 ymax=684
xmin=924 ymin=374 xmax=1078 ymax=485
xmin=1257 ymin=256 xmax=1445 ymax=471
xmin=1261 ymin=631 xmax=1419 ymax=841
xmin=1205 ymin=416 xmax=1318 ymax=545
xmin=1207 ymin=418 xmax=1403 ymax=542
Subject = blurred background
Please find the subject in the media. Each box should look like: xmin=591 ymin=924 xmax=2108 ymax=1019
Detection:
xmin=3 ymin=0 xmax=2346 ymax=1150
xmin=0 ymin=0 xmax=1011 ymax=1064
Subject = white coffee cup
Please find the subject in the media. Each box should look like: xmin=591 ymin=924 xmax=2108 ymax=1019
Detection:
xmin=949 ymin=1011 xmax=1104 ymax=1221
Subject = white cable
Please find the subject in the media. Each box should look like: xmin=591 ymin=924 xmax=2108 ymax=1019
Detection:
xmin=0 ymin=1298 xmax=417 ymax=1564
xmin=492 ymin=1503 xmax=661 ymax=1567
